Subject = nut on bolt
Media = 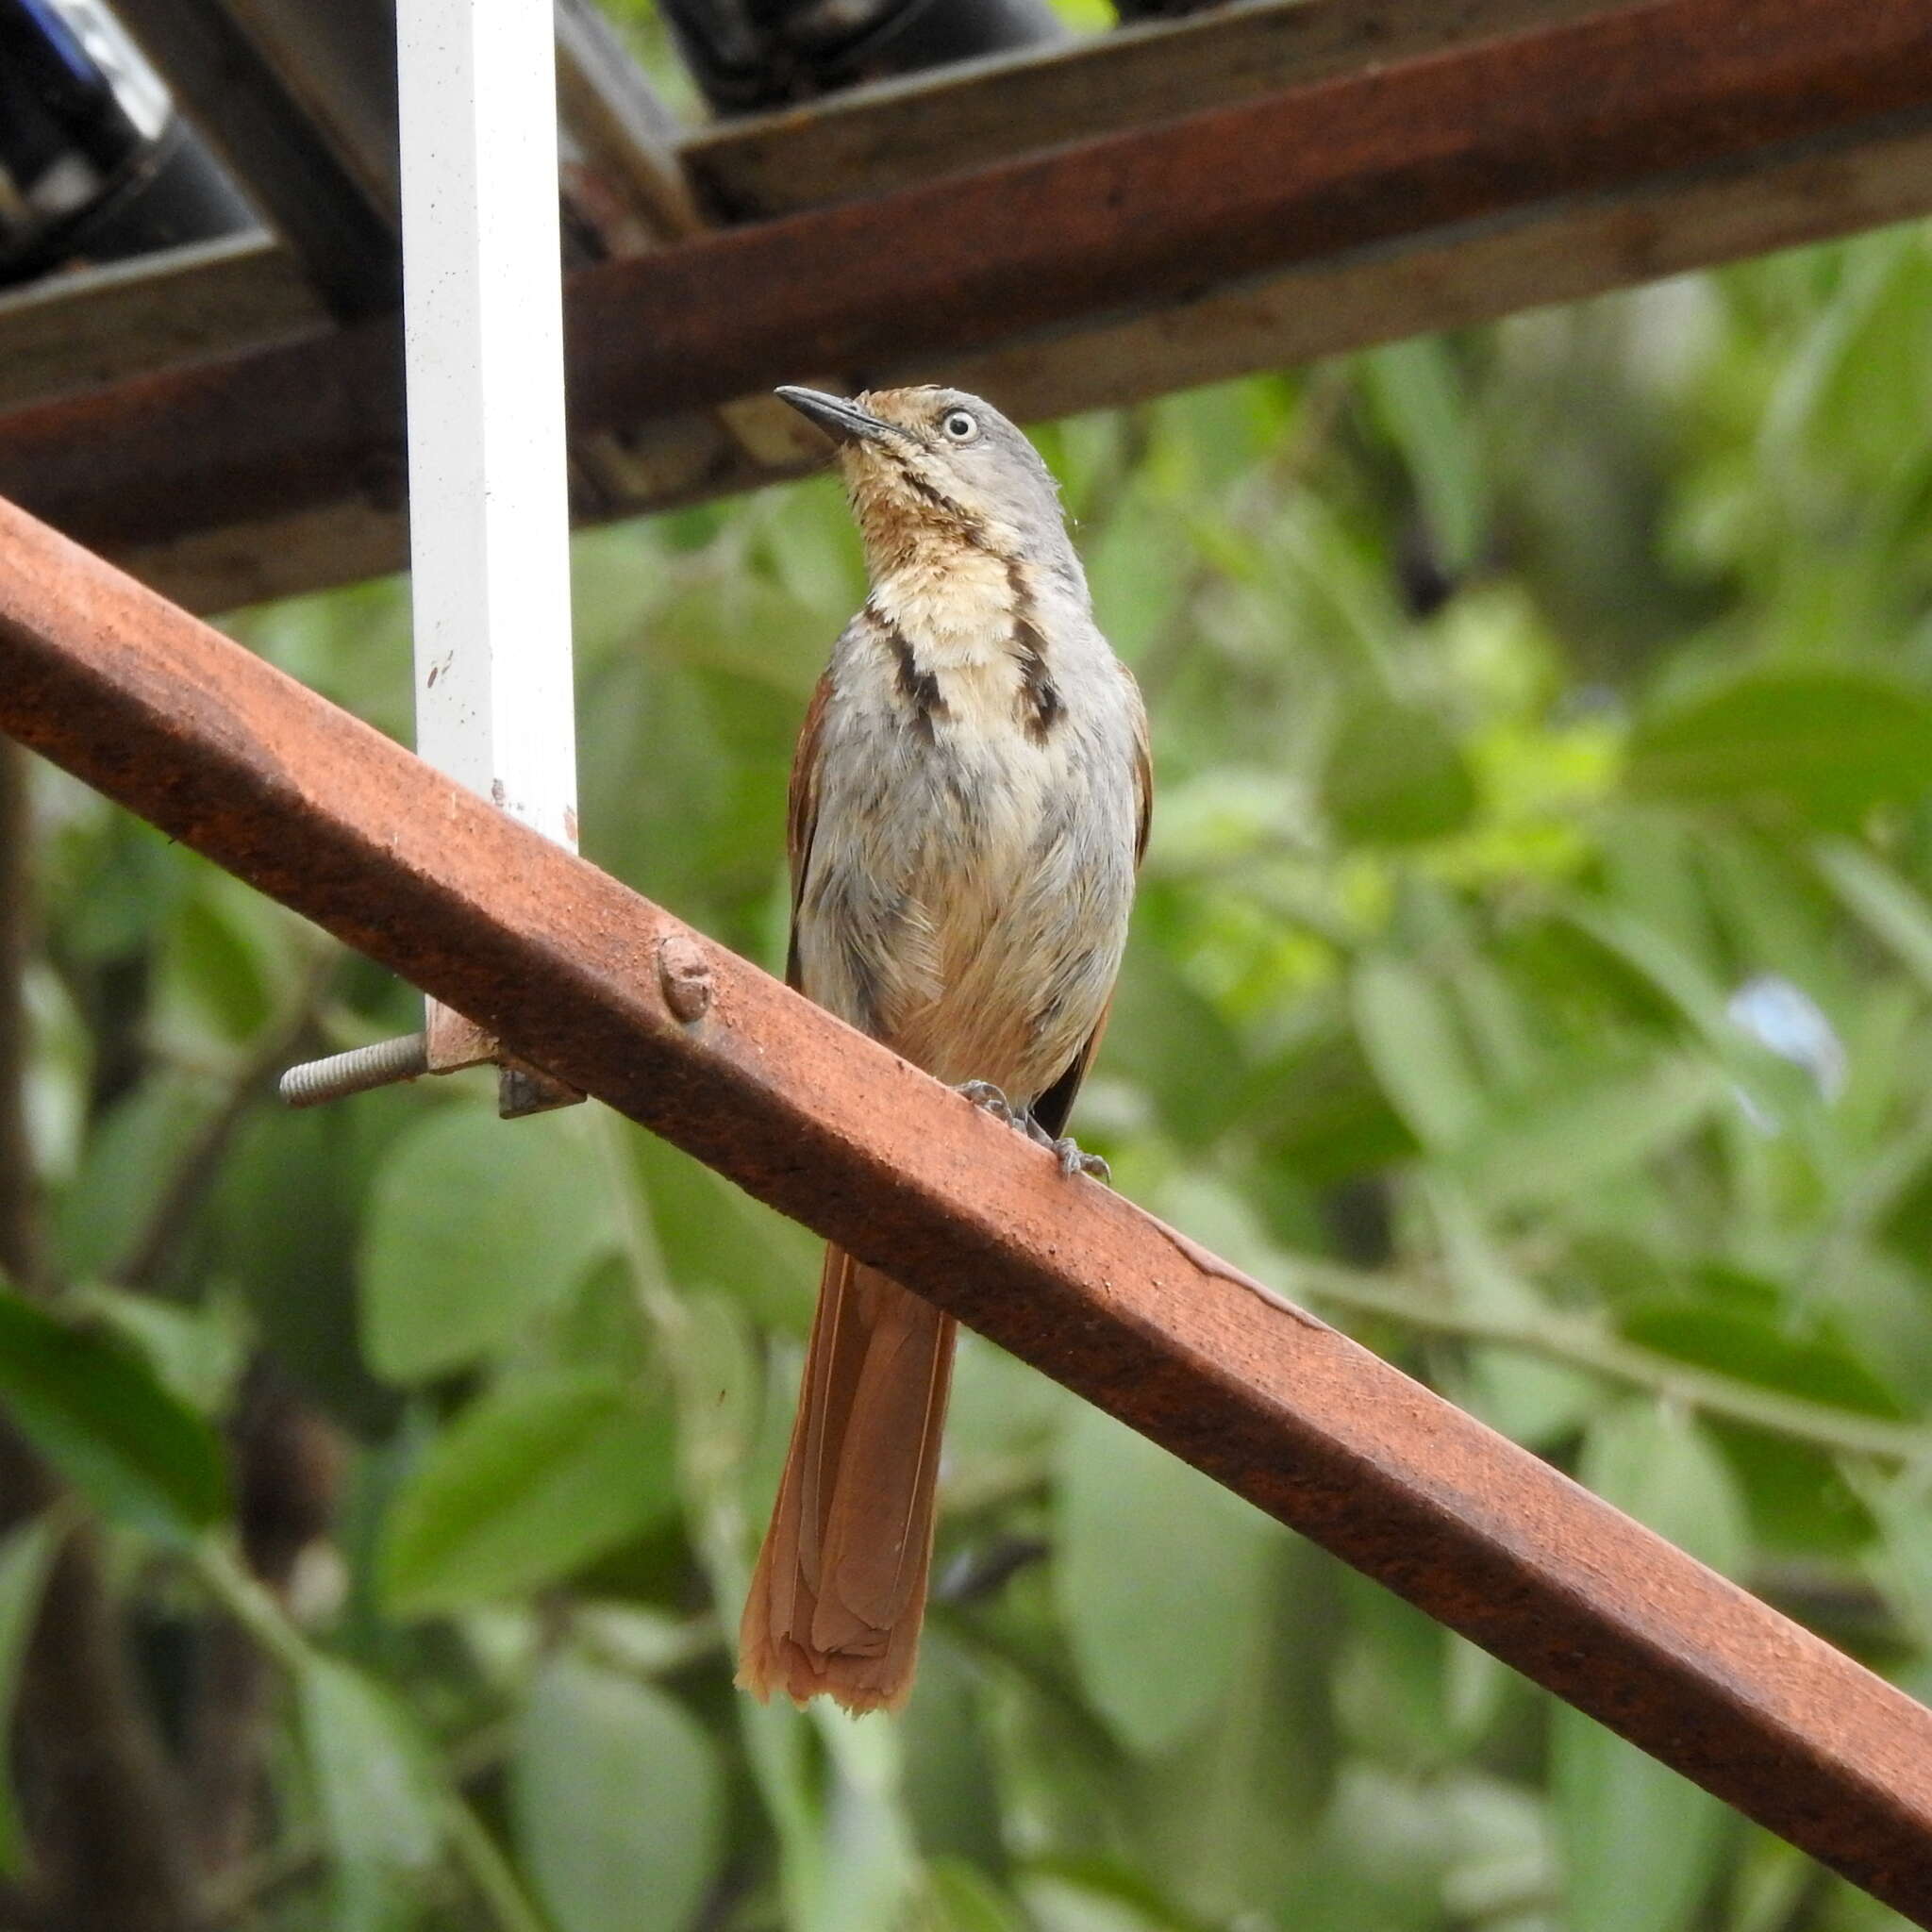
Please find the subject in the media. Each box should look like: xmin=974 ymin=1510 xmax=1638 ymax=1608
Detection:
xmin=658 ymin=933 xmax=713 ymax=1022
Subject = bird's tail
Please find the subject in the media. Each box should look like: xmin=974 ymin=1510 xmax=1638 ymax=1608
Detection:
xmin=738 ymin=1245 xmax=957 ymax=1714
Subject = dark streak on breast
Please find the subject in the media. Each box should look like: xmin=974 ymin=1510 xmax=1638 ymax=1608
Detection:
xmin=889 ymin=625 xmax=947 ymax=744
xmin=1007 ymin=561 xmax=1063 ymax=741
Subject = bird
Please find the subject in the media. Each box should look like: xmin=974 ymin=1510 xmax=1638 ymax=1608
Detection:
xmin=737 ymin=383 xmax=1151 ymax=1714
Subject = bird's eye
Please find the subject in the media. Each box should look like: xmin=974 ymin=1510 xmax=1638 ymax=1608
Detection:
xmin=941 ymin=408 xmax=979 ymax=442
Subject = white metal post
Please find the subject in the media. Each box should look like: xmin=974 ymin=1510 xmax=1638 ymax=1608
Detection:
xmin=281 ymin=0 xmax=582 ymax=1113
xmin=399 ymin=0 xmax=581 ymax=1104
xmin=397 ymin=0 xmax=578 ymax=856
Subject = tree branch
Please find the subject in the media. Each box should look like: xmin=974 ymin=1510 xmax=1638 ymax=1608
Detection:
xmin=186 ymin=1363 xmax=342 ymax=1881
xmin=121 ymin=945 xmax=335 ymax=1292
xmin=1286 ymin=1257 xmax=1932 ymax=1463
xmin=13 ymin=1524 xmax=206 ymax=1932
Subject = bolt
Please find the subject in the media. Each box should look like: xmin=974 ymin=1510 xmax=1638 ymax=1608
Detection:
xmin=280 ymin=1033 xmax=429 ymax=1108
xmin=658 ymin=934 xmax=713 ymax=1022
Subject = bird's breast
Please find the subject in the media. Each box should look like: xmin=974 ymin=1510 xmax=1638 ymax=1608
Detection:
xmin=798 ymin=627 xmax=1141 ymax=1099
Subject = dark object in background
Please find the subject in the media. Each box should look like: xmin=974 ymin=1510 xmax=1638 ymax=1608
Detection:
xmin=0 ymin=0 xmax=251 ymax=289
xmin=1109 ymin=0 xmax=1219 ymax=21
xmin=660 ymin=0 xmax=1064 ymax=115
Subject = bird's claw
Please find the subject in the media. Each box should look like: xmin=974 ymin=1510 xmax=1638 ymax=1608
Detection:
xmin=956 ymin=1080 xmax=1020 ymax=1126
xmin=956 ymin=1083 xmax=1108 ymax=1182
xmin=1014 ymin=1113 xmax=1106 ymax=1178
xmin=1052 ymin=1136 xmax=1109 ymax=1182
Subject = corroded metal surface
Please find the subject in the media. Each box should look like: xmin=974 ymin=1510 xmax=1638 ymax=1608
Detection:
xmin=5 ymin=496 xmax=1932 ymax=1915
xmin=4 ymin=0 xmax=1932 ymax=558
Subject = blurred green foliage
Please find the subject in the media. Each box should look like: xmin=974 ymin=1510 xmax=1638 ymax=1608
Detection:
xmin=16 ymin=220 xmax=1932 ymax=1930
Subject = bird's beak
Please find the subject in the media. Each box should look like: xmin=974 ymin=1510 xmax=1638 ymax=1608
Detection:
xmin=774 ymin=386 xmax=895 ymax=445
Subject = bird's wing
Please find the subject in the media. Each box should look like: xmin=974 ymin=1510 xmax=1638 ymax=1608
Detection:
xmin=1032 ymin=686 xmax=1152 ymax=1139
xmin=784 ymin=669 xmax=834 ymax=993
xmin=1128 ymin=677 xmax=1154 ymax=867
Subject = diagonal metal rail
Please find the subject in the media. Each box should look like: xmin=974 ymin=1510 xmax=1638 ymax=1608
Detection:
xmin=4 ymin=493 xmax=1932 ymax=1917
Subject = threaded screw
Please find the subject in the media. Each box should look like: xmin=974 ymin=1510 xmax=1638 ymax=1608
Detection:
xmin=280 ymin=1033 xmax=429 ymax=1108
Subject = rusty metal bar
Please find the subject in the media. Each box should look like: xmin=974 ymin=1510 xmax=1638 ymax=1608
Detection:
xmin=4 ymin=499 xmax=1932 ymax=1916
xmin=6 ymin=0 xmax=1932 ymax=563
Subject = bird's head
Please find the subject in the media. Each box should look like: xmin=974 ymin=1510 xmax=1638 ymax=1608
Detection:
xmin=775 ymin=384 xmax=1072 ymax=575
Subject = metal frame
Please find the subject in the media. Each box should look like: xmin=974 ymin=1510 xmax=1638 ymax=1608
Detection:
xmin=5 ymin=493 xmax=1932 ymax=1921
xmin=4 ymin=0 xmax=1932 ymax=612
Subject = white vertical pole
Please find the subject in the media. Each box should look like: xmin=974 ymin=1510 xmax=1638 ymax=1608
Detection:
xmin=279 ymin=0 xmax=582 ymax=1111
xmin=396 ymin=0 xmax=578 ymax=858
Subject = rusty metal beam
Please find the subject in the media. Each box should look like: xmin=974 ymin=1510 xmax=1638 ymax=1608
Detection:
xmin=675 ymin=0 xmax=1631 ymax=220
xmin=5 ymin=499 xmax=1932 ymax=1916
xmin=0 ymin=234 xmax=325 ymax=416
xmin=5 ymin=0 xmax=1932 ymax=582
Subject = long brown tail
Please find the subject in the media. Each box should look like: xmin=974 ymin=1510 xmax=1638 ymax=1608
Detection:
xmin=737 ymin=1245 xmax=957 ymax=1713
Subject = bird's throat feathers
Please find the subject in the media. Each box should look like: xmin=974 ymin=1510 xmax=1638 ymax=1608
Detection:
xmin=845 ymin=475 xmax=1071 ymax=680
xmin=867 ymin=536 xmax=1020 ymax=670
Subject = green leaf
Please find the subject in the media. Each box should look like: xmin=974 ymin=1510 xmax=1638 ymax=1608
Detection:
xmin=359 ymin=1107 xmax=619 ymax=1382
xmin=67 ymin=1283 xmax=248 ymax=1418
xmin=1055 ymin=1403 xmax=1276 ymax=1756
xmin=917 ymin=1860 xmax=1029 ymax=1932
xmin=1621 ymin=1305 xmax=1904 ymax=1419
xmin=0 ymin=1516 xmax=61 ymax=1874
xmin=154 ymin=871 xmax=291 ymax=1049
xmin=1813 ymin=839 xmax=1932 ymax=995
xmin=51 ymin=1072 xmax=210 ymax=1282
xmin=510 ymin=1657 xmax=724 ymax=1932
xmin=1557 ymin=900 xmax=1817 ymax=1126
xmin=379 ymin=1374 xmax=678 ymax=1615
xmin=1107 ymin=942 xmax=1249 ymax=1150
xmin=1625 ymin=666 xmax=1932 ymax=826
xmin=1325 ymin=702 xmax=1477 ymax=846
xmin=1557 ymin=898 xmax=1735 ymax=1042
xmin=1081 ymin=484 xmax=1192 ymax=663
xmin=0 ymin=1288 xmax=227 ymax=1539
xmin=1132 ymin=1534 xmax=1340 ymax=1911
xmin=1861 ymin=1471 xmax=1932 ymax=1653
xmin=299 ymin=1656 xmax=444 ymax=1932
xmin=1555 ymin=1404 xmax=1745 ymax=1932
xmin=1022 ymin=1857 xmax=1196 ymax=1932
xmin=1428 ymin=1186 xmax=1598 ymax=1446
xmin=1620 ymin=1303 xmax=1896 ymax=1554
xmin=1357 ymin=339 xmax=1489 ymax=571
xmin=900 ymin=1633 xmax=1008 ymax=1882
xmin=213 ymin=1104 xmax=401 ymax=1436
xmin=1581 ymin=1400 xmax=1751 ymax=1572
xmin=1452 ymin=1054 xmax=1721 ymax=1210
xmin=1351 ymin=956 xmax=1484 ymax=1151
xmin=1333 ymin=1574 xmax=1507 ymax=1776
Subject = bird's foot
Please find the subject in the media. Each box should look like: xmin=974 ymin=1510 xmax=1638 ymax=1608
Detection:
xmin=955 ymin=1082 xmax=1108 ymax=1181
xmin=1014 ymin=1107 xmax=1109 ymax=1181
xmin=1042 ymin=1129 xmax=1109 ymax=1182
xmin=956 ymin=1080 xmax=1020 ymax=1126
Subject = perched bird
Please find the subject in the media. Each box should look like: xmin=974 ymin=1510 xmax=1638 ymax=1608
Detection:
xmin=737 ymin=383 xmax=1150 ymax=1714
